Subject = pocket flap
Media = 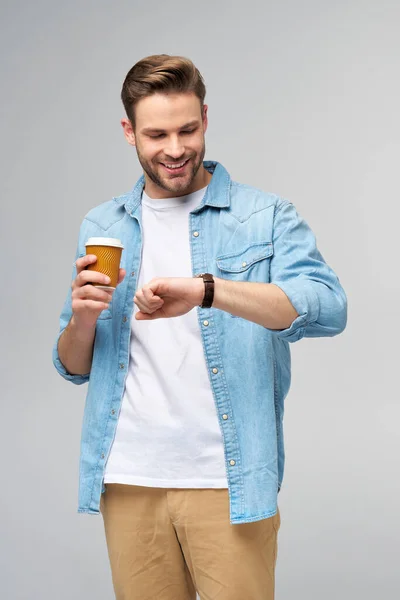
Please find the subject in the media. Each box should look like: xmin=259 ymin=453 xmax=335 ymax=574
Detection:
xmin=216 ymin=242 xmax=273 ymax=273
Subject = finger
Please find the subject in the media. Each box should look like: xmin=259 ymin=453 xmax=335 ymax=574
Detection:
xmin=135 ymin=310 xmax=155 ymax=320
xmin=142 ymin=286 xmax=152 ymax=301
xmin=137 ymin=303 xmax=163 ymax=315
xmin=134 ymin=295 xmax=159 ymax=314
xmin=74 ymin=299 xmax=110 ymax=312
xmin=75 ymin=254 xmax=97 ymax=274
xmin=74 ymin=285 xmax=114 ymax=303
xmin=142 ymin=286 xmax=163 ymax=304
xmin=142 ymin=287 xmax=156 ymax=303
xmin=135 ymin=289 xmax=163 ymax=310
xmin=117 ymin=268 xmax=126 ymax=286
xmin=133 ymin=295 xmax=147 ymax=312
xmin=75 ymin=269 xmax=111 ymax=288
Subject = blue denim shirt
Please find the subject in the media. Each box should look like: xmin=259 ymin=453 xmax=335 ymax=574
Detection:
xmin=53 ymin=161 xmax=347 ymax=524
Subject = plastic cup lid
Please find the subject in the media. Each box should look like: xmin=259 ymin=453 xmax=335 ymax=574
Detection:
xmin=85 ymin=237 xmax=124 ymax=249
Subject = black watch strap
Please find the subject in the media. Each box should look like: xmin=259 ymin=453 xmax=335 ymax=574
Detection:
xmin=195 ymin=273 xmax=215 ymax=308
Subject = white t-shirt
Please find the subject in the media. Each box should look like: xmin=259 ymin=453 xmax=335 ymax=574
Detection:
xmin=104 ymin=186 xmax=228 ymax=488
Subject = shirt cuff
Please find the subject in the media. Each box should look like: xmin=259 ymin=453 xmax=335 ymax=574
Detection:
xmin=52 ymin=330 xmax=90 ymax=385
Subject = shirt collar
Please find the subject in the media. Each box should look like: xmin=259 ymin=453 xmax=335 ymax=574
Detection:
xmin=123 ymin=161 xmax=231 ymax=217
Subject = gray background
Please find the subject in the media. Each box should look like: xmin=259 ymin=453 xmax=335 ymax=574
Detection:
xmin=1 ymin=0 xmax=399 ymax=598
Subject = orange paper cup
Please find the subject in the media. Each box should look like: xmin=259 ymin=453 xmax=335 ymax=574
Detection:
xmin=85 ymin=237 xmax=124 ymax=289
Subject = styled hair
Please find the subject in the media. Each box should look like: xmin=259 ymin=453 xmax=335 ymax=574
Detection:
xmin=121 ymin=54 xmax=206 ymax=127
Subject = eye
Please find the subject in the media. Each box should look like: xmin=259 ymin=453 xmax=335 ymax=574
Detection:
xmin=149 ymin=133 xmax=165 ymax=139
xmin=182 ymin=129 xmax=195 ymax=135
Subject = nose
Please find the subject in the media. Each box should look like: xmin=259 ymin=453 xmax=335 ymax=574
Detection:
xmin=164 ymin=136 xmax=185 ymax=160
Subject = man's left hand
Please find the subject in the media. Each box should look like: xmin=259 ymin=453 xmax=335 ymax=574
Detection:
xmin=134 ymin=277 xmax=205 ymax=320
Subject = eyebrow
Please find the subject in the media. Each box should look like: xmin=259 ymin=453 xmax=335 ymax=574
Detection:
xmin=141 ymin=120 xmax=200 ymax=134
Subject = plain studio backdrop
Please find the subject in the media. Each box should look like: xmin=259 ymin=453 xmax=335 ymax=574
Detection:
xmin=1 ymin=1 xmax=399 ymax=599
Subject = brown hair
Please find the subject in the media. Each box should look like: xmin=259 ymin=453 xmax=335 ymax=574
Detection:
xmin=121 ymin=54 xmax=206 ymax=127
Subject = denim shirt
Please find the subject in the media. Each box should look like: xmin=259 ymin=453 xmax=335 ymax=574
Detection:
xmin=53 ymin=161 xmax=347 ymax=524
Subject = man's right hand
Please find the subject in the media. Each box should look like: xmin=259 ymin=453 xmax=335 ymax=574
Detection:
xmin=71 ymin=254 xmax=126 ymax=327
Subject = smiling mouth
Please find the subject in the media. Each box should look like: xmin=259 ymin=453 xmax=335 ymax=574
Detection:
xmin=161 ymin=158 xmax=190 ymax=174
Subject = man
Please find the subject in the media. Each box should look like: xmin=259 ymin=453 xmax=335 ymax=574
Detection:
xmin=53 ymin=54 xmax=347 ymax=600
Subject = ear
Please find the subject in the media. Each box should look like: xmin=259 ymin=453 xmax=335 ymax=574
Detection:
xmin=121 ymin=118 xmax=136 ymax=146
xmin=202 ymin=104 xmax=209 ymax=134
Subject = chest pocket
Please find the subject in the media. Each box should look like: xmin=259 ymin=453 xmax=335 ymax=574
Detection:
xmin=216 ymin=241 xmax=273 ymax=281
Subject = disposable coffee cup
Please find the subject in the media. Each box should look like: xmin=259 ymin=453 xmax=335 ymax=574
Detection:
xmin=85 ymin=237 xmax=124 ymax=290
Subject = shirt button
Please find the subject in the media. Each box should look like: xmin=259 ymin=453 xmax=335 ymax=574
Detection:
xmin=123 ymin=316 xmax=127 ymax=323
xmin=101 ymin=453 xmax=105 ymax=459
xmin=222 ymin=414 xmax=228 ymax=420
xmin=212 ymin=368 xmax=218 ymax=374
xmin=242 ymin=261 xmax=247 ymax=267
xmin=203 ymin=320 xmax=209 ymax=327
xmin=119 ymin=363 xmax=125 ymax=370
xmin=193 ymin=231 xmax=199 ymax=237
xmin=131 ymin=271 xmax=135 ymax=276
xmin=229 ymin=460 xmax=236 ymax=466
xmin=111 ymin=409 xmax=115 ymax=415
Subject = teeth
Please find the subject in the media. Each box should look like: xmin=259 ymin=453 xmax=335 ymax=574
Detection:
xmin=164 ymin=160 xmax=187 ymax=169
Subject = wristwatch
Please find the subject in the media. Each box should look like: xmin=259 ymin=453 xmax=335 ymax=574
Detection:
xmin=195 ymin=273 xmax=215 ymax=308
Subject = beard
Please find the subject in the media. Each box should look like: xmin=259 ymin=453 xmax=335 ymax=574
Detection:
xmin=135 ymin=140 xmax=206 ymax=196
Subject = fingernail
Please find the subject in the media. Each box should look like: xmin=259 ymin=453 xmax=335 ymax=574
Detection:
xmin=104 ymin=276 xmax=111 ymax=284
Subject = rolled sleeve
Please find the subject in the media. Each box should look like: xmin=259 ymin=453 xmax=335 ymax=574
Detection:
xmin=268 ymin=200 xmax=347 ymax=342
xmin=52 ymin=218 xmax=91 ymax=385
xmin=271 ymin=277 xmax=320 ymax=342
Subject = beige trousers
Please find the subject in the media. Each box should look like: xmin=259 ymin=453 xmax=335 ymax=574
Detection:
xmin=100 ymin=484 xmax=280 ymax=600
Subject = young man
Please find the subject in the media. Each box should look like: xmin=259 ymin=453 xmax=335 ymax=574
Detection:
xmin=53 ymin=54 xmax=347 ymax=600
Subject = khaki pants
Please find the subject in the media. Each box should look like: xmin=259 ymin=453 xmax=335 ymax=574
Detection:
xmin=100 ymin=484 xmax=280 ymax=600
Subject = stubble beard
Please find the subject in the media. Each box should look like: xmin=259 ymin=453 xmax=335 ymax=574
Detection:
xmin=136 ymin=142 xmax=206 ymax=196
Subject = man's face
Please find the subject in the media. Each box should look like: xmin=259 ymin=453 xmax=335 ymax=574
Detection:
xmin=122 ymin=92 xmax=209 ymax=198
